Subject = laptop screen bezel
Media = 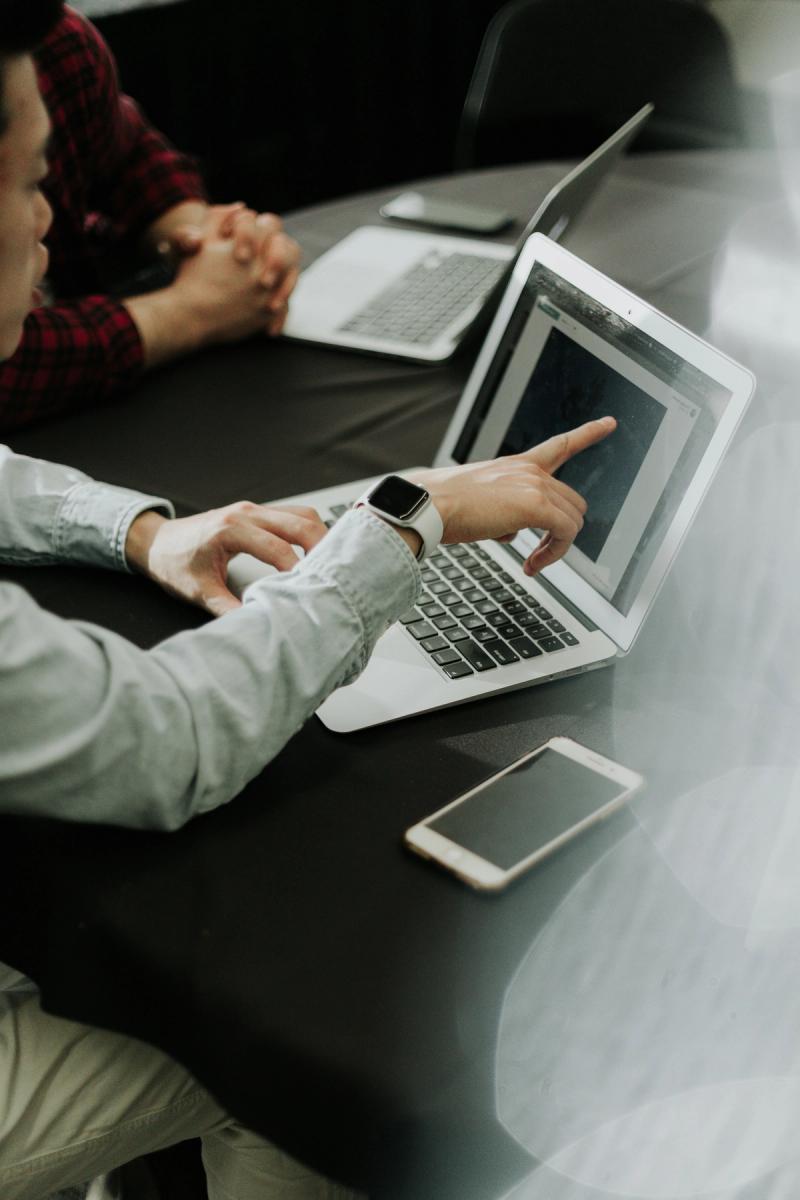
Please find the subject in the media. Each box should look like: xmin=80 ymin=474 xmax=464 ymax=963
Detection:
xmin=434 ymin=234 xmax=755 ymax=653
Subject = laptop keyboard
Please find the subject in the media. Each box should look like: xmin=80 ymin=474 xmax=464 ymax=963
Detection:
xmin=326 ymin=504 xmax=580 ymax=681
xmin=336 ymin=252 xmax=506 ymax=346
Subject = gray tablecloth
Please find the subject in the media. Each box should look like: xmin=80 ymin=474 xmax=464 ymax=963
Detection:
xmin=4 ymin=151 xmax=797 ymax=1200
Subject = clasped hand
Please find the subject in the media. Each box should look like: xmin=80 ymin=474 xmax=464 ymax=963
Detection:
xmin=160 ymin=201 xmax=302 ymax=339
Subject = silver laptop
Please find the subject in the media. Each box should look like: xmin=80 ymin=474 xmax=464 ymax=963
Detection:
xmin=231 ymin=235 xmax=754 ymax=732
xmin=282 ymin=105 xmax=653 ymax=363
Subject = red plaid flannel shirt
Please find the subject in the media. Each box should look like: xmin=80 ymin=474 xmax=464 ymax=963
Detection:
xmin=0 ymin=6 xmax=207 ymax=432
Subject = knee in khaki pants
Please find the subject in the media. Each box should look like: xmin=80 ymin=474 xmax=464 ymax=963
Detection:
xmin=0 ymin=991 xmax=360 ymax=1200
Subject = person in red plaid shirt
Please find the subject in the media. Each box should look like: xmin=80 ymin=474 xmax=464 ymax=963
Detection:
xmin=0 ymin=2 xmax=300 ymax=432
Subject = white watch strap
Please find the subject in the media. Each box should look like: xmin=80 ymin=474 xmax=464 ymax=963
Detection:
xmin=407 ymin=496 xmax=444 ymax=562
xmin=356 ymin=485 xmax=444 ymax=562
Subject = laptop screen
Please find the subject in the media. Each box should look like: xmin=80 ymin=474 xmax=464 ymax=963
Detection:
xmin=453 ymin=262 xmax=733 ymax=618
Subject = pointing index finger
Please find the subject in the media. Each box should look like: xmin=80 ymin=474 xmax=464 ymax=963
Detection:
xmin=528 ymin=416 xmax=617 ymax=474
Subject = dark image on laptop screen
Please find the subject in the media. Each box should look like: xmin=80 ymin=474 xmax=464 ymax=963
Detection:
xmin=499 ymin=326 xmax=666 ymax=563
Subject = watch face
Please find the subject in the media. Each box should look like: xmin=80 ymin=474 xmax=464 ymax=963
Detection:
xmin=368 ymin=475 xmax=429 ymax=521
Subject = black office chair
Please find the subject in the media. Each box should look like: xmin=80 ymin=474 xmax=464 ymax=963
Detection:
xmin=455 ymin=0 xmax=743 ymax=169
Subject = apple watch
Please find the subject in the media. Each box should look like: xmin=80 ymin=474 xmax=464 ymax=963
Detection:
xmin=356 ymin=475 xmax=444 ymax=562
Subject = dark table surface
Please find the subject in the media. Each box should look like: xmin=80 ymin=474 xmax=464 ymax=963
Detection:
xmin=1 ymin=151 xmax=790 ymax=1200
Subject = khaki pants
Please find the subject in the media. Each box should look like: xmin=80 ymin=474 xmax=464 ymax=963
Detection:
xmin=0 ymin=993 xmax=359 ymax=1200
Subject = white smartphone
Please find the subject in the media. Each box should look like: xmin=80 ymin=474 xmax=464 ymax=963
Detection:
xmin=404 ymin=737 xmax=643 ymax=892
xmin=379 ymin=191 xmax=513 ymax=235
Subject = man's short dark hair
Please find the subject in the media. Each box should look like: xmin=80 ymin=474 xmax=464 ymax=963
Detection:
xmin=0 ymin=0 xmax=63 ymax=137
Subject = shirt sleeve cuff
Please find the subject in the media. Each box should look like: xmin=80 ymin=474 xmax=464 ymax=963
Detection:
xmin=55 ymin=481 xmax=175 ymax=572
xmin=243 ymin=506 xmax=421 ymax=671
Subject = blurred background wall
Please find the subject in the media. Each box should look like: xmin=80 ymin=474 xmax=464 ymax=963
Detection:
xmin=71 ymin=0 xmax=795 ymax=214
xmin=710 ymin=0 xmax=800 ymax=142
xmin=72 ymin=0 xmax=510 ymax=212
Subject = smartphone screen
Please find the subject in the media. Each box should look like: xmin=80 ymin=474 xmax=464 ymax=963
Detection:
xmin=427 ymin=747 xmax=627 ymax=870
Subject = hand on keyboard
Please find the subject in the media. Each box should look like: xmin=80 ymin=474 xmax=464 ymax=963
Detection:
xmin=127 ymin=501 xmax=326 ymax=617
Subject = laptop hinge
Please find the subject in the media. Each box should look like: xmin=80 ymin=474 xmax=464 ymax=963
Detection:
xmin=501 ymin=542 xmax=600 ymax=633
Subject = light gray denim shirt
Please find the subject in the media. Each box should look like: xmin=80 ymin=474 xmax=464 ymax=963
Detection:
xmin=0 ymin=446 xmax=420 ymax=989
xmin=0 ymin=444 xmax=420 ymax=827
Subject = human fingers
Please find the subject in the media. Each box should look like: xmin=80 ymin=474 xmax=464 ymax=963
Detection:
xmin=166 ymin=203 xmax=250 ymax=258
xmin=206 ymin=501 xmax=327 ymax=568
xmin=269 ymin=267 xmax=300 ymax=314
xmin=538 ymin=474 xmax=587 ymax=531
xmin=537 ymin=490 xmax=583 ymax=548
xmin=245 ymin=212 xmax=286 ymax=286
xmin=268 ymin=268 xmax=301 ymax=318
xmin=267 ymin=302 xmax=289 ymax=337
xmin=472 ymin=479 xmax=583 ymax=575
xmin=213 ymin=202 xmax=248 ymax=238
xmin=219 ymin=521 xmax=301 ymax=575
xmin=521 ymin=488 xmax=588 ymax=574
xmin=259 ymin=230 xmax=301 ymax=294
xmin=244 ymin=504 xmax=328 ymax=555
xmin=169 ymin=237 xmax=285 ymax=346
xmin=523 ymin=525 xmax=577 ymax=576
xmin=265 ymin=256 xmax=300 ymax=334
xmin=229 ymin=208 xmax=262 ymax=264
xmin=523 ymin=532 xmax=561 ymax=575
xmin=544 ymin=469 xmax=589 ymax=515
xmin=139 ymin=509 xmax=257 ymax=614
xmin=527 ymin=416 xmax=616 ymax=474
xmin=167 ymin=225 xmax=205 ymax=257
xmin=254 ymin=211 xmax=283 ymax=239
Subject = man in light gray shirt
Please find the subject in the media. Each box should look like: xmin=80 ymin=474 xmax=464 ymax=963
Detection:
xmin=0 ymin=6 xmax=615 ymax=1197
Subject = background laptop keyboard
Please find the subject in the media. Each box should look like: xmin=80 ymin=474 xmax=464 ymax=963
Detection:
xmin=336 ymin=252 xmax=506 ymax=346
xmin=327 ymin=505 xmax=580 ymax=680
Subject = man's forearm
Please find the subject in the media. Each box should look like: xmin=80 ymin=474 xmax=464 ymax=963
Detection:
xmin=0 ymin=446 xmax=172 ymax=570
xmin=0 ymin=511 xmax=419 ymax=830
xmin=122 ymin=287 xmax=205 ymax=369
